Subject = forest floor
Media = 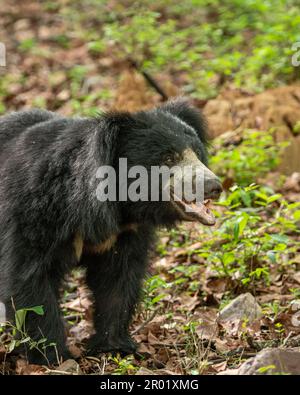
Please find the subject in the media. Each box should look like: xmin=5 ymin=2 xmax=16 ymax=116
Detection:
xmin=0 ymin=0 xmax=300 ymax=375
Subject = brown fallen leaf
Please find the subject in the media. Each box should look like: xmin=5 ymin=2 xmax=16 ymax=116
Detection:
xmin=205 ymin=277 xmax=230 ymax=294
xmin=15 ymin=359 xmax=46 ymax=375
xmin=174 ymin=242 xmax=202 ymax=257
xmin=138 ymin=342 xmax=156 ymax=355
xmin=194 ymin=309 xmax=219 ymax=340
xmin=177 ymin=292 xmax=200 ymax=311
xmin=147 ymin=331 xmax=161 ymax=345
xmin=210 ymin=361 xmax=228 ymax=373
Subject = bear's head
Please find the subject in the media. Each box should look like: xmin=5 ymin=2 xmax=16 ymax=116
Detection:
xmin=100 ymin=98 xmax=222 ymax=227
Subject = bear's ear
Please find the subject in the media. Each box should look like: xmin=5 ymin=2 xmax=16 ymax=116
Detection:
xmin=158 ymin=97 xmax=209 ymax=145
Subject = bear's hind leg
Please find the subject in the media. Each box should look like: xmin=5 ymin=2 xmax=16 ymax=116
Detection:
xmin=6 ymin=269 xmax=71 ymax=365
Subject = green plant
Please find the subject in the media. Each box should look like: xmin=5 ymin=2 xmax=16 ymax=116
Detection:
xmin=2 ymin=305 xmax=59 ymax=365
xmin=210 ymin=129 xmax=288 ymax=186
xmin=110 ymin=355 xmax=138 ymax=375
xmin=142 ymin=275 xmax=169 ymax=310
xmin=196 ymin=185 xmax=300 ymax=288
xmin=82 ymin=0 xmax=300 ymax=98
xmin=262 ymin=301 xmax=286 ymax=321
xmin=18 ymin=38 xmax=38 ymax=53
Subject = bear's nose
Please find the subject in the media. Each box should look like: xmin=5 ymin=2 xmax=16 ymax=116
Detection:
xmin=204 ymin=178 xmax=223 ymax=200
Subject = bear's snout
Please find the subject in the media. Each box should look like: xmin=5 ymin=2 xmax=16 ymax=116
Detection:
xmin=203 ymin=177 xmax=223 ymax=200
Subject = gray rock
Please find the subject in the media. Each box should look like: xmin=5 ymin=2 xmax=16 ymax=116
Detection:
xmin=218 ymin=293 xmax=262 ymax=323
xmin=219 ymin=348 xmax=300 ymax=375
xmin=56 ymin=359 xmax=82 ymax=375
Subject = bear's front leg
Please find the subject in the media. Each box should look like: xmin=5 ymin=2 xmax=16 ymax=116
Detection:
xmin=84 ymin=227 xmax=154 ymax=355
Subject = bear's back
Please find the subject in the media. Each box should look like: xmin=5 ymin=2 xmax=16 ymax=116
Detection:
xmin=0 ymin=109 xmax=58 ymax=148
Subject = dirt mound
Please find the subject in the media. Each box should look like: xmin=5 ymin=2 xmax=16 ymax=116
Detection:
xmin=114 ymin=78 xmax=300 ymax=173
xmin=113 ymin=68 xmax=180 ymax=112
xmin=203 ymin=84 xmax=300 ymax=138
xmin=203 ymin=85 xmax=300 ymax=173
xmin=113 ymin=69 xmax=155 ymax=112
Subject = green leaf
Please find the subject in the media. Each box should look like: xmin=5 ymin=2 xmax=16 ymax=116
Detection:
xmin=257 ymin=365 xmax=276 ymax=373
xmin=151 ymin=294 xmax=166 ymax=305
xmin=233 ymin=223 xmax=240 ymax=242
xmin=238 ymin=213 xmax=249 ymax=235
xmin=233 ymin=212 xmax=249 ymax=241
xmin=269 ymin=234 xmax=289 ymax=244
xmin=15 ymin=306 xmax=44 ymax=331
xmin=29 ymin=306 xmax=44 ymax=316
xmin=8 ymin=339 xmax=17 ymax=353
xmin=266 ymin=251 xmax=276 ymax=264
xmin=15 ymin=310 xmax=27 ymax=331
xmin=240 ymin=190 xmax=251 ymax=207
xmin=222 ymin=252 xmax=235 ymax=266
xmin=19 ymin=337 xmax=31 ymax=344
xmin=293 ymin=210 xmax=300 ymax=221
xmin=267 ymin=194 xmax=282 ymax=204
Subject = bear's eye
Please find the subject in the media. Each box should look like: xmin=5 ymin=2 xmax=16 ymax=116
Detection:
xmin=164 ymin=152 xmax=180 ymax=166
xmin=164 ymin=154 xmax=175 ymax=165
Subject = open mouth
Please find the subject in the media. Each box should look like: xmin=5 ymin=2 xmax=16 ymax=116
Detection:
xmin=171 ymin=196 xmax=216 ymax=226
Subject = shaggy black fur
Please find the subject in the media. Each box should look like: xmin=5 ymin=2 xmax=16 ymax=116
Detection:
xmin=0 ymin=98 xmax=216 ymax=364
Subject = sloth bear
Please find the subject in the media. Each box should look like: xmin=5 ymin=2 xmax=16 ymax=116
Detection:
xmin=0 ymin=99 xmax=222 ymax=364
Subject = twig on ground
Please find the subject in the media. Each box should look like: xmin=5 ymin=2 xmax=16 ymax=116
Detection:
xmin=132 ymin=307 xmax=160 ymax=335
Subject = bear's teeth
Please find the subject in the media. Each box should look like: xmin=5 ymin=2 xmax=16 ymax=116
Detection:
xmin=203 ymin=199 xmax=211 ymax=209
